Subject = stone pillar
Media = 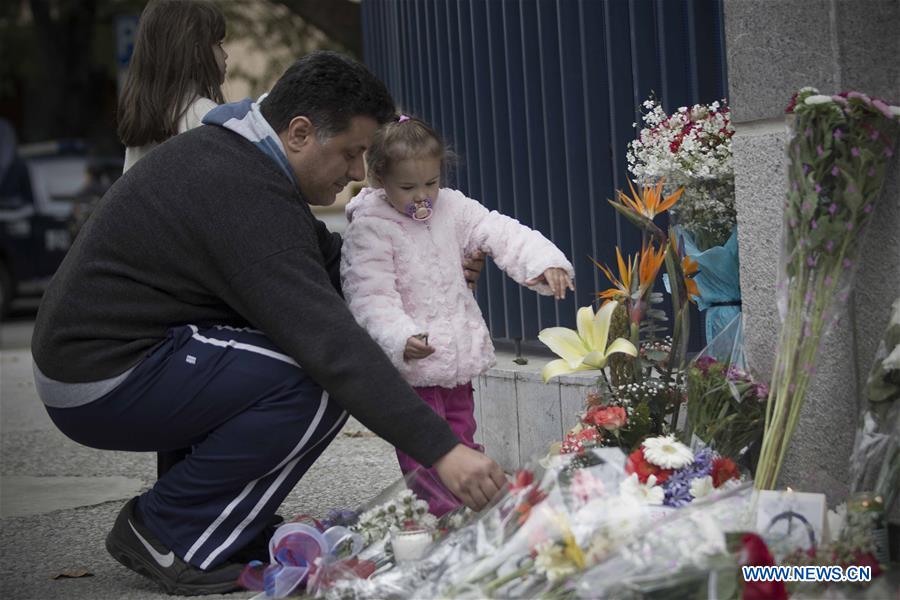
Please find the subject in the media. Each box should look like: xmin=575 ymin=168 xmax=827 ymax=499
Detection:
xmin=724 ymin=0 xmax=900 ymax=507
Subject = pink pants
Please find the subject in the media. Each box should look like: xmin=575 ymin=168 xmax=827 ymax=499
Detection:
xmin=395 ymin=383 xmax=484 ymax=517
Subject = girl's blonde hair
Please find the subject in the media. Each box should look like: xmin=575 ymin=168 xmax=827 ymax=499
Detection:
xmin=366 ymin=115 xmax=451 ymax=185
xmin=117 ymin=0 xmax=226 ymax=147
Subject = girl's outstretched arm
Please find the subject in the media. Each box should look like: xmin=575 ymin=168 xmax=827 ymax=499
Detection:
xmin=454 ymin=190 xmax=575 ymax=297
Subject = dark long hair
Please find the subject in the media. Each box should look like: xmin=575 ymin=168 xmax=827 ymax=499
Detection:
xmin=117 ymin=0 xmax=226 ymax=147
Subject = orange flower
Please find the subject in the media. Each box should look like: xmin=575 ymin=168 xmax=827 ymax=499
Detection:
xmin=669 ymin=235 xmax=700 ymax=302
xmin=682 ymin=255 xmax=700 ymax=300
xmin=614 ymin=179 xmax=684 ymax=221
xmin=593 ymin=247 xmax=634 ymax=303
xmin=638 ymin=242 xmax=666 ymax=296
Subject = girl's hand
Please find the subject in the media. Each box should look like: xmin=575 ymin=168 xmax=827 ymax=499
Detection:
xmin=527 ymin=268 xmax=575 ymax=300
xmin=404 ymin=335 xmax=435 ymax=360
xmin=462 ymin=250 xmax=485 ymax=291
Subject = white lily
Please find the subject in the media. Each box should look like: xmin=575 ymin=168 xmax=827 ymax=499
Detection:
xmin=538 ymin=301 xmax=638 ymax=383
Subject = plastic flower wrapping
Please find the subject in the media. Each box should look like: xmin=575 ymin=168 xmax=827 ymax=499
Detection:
xmin=238 ymin=469 xmax=472 ymax=599
xmin=848 ymin=295 xmax=900 ymax=514
xmin=320 ymin=446 xmax=748 ymax=599
xmin=755 ymin=87 xmax=900 ymax=490
xmin=681 ymin=314 xmax=768 ymax=466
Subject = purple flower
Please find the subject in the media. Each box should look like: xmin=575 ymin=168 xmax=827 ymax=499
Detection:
xmin=817 ymin=145 xmax=825 ymax=156
xmin=692 ymin=447 xmax=715 ymax=475
xmin=886 ymin=146 xmax=895 ymax=158
xmin=825 ymin=240 xmax=835 ymax=252
xmin=807 ymin=256 xmax=817 ymax=267
xmin=828 ymin=203 xmax=838 ymax=215
xmin=833 ymin=128 xmax=843 ymax=140
xmin=814 ymin=183 xmax=823 ymax=194
xmin=804 ymin=127 xmax=813 ymax=138
xmin=871 ymin=130 xmax=880 ymax=141
xmin=847 ymin=222 xmax=854 ymax=231
xmin=792 ymin=181 xmax=799 ymax=191
xmin=864 ymin=204 xmax=873 ymax=214
xmin=805 ymin=290 xmax=814 ymax=303
xmin=803 ymin=164 xmax=811 ymax=174
xmin=754 ymin=383 xmax=769 ymax=400
xmin=832 ymin=95 xmax=848 ymax=105
xmin=810 ymin=219 xmax=818 ymax=229
xmin=847 ymin=91 xmax=872 ymax=104
xmin=831 ymin=166 xmax=840 ymax=177
xmin=825 ymin=276 xmax=833 ymax=286
xmin=851 ymin=147 xmax=861 ymax=157
xmin=868 ymin=167 xmax=877 ymax=177
xmin=695 ymin=355 xmax=718 ymax=373
xmin=663 ymin=479 xmax=693 ymax=508
xmin=843 ymin=258 xmax=852 ymax=268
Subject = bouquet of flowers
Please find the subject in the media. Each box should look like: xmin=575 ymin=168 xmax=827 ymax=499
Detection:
xmin=626 ymin=95 xmax=736 ymax=250
xmin=624 ymin=435 xmax=743 ymax=508
xmin=239 ymin=470 xmax=471 ymax=598
xmin=682 ymin=315 xmax=769 ymax=464
xmin=542 ymin=181 xmax=697 ymax=443
xmin=755 ymin=88 xmax=900 ymax=490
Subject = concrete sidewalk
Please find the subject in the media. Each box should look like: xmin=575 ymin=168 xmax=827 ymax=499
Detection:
xmin=0 ymin=316 xmax=399 ymax=599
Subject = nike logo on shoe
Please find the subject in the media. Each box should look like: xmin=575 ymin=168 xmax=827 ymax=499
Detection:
xmin=128 ymin=519 xmax=175 ymax=568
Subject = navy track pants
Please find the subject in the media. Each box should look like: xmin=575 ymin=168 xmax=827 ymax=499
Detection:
xmin=46 ymin=324 xmax=347 ymax=569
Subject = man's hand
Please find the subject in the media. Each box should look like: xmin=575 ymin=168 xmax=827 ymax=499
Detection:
xmin=526 ymin=267 xmax=575 ymax=300
xmin=404 ymin=335 xmax=435 ymax=360
xmin=433 ymin=444 xmax=506 ymax=511
xmin=462 ymin=250 xmax=485 ymax=291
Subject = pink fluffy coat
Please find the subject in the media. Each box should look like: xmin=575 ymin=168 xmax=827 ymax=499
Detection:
xmin=341 ymin=187 xmax=574 ymax=388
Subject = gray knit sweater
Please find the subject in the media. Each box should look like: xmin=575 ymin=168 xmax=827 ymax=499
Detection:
xmin=31 ymin=125 xmax=459 ymax=467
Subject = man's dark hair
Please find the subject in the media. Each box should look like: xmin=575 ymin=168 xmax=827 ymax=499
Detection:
xmin=261 ymin=51 xmax=396 ymax=138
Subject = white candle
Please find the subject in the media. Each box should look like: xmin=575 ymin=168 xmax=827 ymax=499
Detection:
xmin=391 ymin=529 xmax=432 ymax=562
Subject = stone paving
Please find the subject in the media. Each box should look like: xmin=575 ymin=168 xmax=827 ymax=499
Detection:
xmin=0 ymin=313 xmax=400 ymax=600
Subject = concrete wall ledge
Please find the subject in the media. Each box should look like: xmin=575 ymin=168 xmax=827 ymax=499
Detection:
xmin=473 ymin=350 xmax=598 ymax=471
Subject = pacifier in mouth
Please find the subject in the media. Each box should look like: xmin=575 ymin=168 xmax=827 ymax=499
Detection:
xmin=406 ymin=198 xmax=434 ymax=221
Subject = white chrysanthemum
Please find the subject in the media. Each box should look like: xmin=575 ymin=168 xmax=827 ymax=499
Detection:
xmin=618 ymin=473 xmax=664 ymax=505
xmin=689 ymin=475 xmax=714 ymax=499
xmin=804 ymin=94 xmax=834 ymax=105
xmin=534 ymin=541 xmax=578 ymax=583
xmin=642 ymin=435 xmax=694 ymax=469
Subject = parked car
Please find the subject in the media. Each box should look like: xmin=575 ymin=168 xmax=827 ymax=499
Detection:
xmin=0 ymin=133 xmax=122 ymax=319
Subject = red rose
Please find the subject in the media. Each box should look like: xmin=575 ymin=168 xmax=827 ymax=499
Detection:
xmin=848 ymin=551 xmax=882 ymax=578
xmin=625 ymin=447 xmax=672 ymax=484
xmin=711 ymin=457 xmax=740 ymax=487
xmin=585 ymin=406 xmax=627 ymax=431
xmin=739 ymin=533 xmax=787 ymax=600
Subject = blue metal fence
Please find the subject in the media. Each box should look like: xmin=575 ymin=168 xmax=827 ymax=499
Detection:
xmin=362 ymin=0 xmax=728 ymax=342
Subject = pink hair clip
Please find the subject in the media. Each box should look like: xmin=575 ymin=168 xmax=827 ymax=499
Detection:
xmin=398 ymin=115 xmax=411 ymax=123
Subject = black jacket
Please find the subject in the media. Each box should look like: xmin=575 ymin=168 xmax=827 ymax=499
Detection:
xmin=32 ymin=125 xmax=458 ymax=466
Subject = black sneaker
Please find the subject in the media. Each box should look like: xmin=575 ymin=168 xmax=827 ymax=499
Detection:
xmin=105 ymin=497 xmax=244 ymax=596
xmin=229 ymin=513 xmax=284 ymax=564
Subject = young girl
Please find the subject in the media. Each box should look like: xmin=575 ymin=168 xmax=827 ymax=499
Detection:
xmin=341 ymin=116 xmax=575 ymax=515
xmin=118 ymin=0 xmax=228 ymax=172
